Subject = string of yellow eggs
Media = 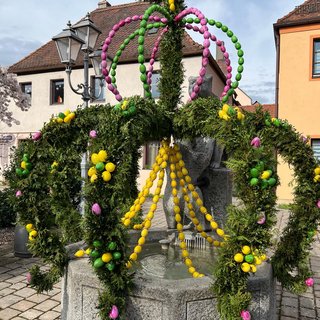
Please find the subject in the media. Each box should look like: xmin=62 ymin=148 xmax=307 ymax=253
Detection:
xmin=123 ymin=140 xmax=227 ymax=278
xmin=168 ymin=0 xmax=175 ymax=12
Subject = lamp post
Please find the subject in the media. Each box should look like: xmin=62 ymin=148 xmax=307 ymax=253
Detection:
xmin=52 ymin=13 xmax=104 ymax=107
xmin=52 ymin=13 xmax=104 ymax=214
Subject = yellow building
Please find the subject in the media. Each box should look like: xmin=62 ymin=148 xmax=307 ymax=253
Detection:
xmin=274 ymin=0 xmax=320 ymax=201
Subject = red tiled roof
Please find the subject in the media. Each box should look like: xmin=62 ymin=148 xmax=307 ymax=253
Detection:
xmin=240 ymin=103 xmax=277 ymax=118
xmin=275 ymin=0 xmax=320 ymax=28
xmin=8 ymin=1 xmax=205 ymax=75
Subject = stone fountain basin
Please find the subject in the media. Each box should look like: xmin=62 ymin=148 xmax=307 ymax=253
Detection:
xmin=61 ymin=231 xmax=276 ymax=320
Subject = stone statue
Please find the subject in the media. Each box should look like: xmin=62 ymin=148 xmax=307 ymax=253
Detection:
xmin=163 ymin=77 xmax=232 ymax=231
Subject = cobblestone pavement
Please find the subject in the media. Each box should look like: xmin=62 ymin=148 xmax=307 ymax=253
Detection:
xmin=0 ymin=204 xmax=319 ymax=319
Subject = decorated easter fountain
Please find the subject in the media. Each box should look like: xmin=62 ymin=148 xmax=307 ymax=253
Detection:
xmin=7 ymin=0 xmax=320 ymax=319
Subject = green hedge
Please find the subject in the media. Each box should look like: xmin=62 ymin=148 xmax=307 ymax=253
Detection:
xmin=0 ymin=188 xmax=16 ymax=228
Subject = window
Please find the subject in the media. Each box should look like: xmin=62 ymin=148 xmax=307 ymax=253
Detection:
xmin=91 ymin=76 xmax=105 ymax=102
xmin=312 ymin=39 xmax=320 ymax=78
xmin=150 ymin=72 xmax=160 ymax=99
xmin=51 ymin=79 xmax=64 ymax=104
xmin=20 ymin=82 xmax=32 ymax=98
xmin=148 ymin=27 xmax=158 ymax=35
xmin=143 ymin=141 xmax=160 ymax=169
xmin=311 ymin=139 xmax=320 ymax=160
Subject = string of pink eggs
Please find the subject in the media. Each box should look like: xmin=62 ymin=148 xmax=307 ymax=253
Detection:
xmin=100 ymin=4 xmax=243 ymax=103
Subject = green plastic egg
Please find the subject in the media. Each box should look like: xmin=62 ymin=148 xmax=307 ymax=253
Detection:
xmin=250 ymin=178 xmax=259 ymax=186
xmin=90 ymin=250 xmax=100 ymax=259
xmin=93 ymin=257 xmax=104 ymax=269
xmin=268 ymin=178 xmax=277 ymax=186
xmin=93 ymin=240 xmax=102 ymax=248
xmin=250 ymin=168 xmax=259 ymax=178
xmin=95 ymin=162 xmax=105 ymax=172
xmin=245 ymin=254 xmax=254 ymax=264
xmin=113 ymin=252 xmax=121 ymax=260
xmin=108 ymin=242 xmax=117 ymax=251
xmin=106 ymin=261 xmax=115 ymax=271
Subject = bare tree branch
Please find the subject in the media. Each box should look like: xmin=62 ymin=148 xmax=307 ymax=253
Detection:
xmin=0 ymin=66 xmax=31 ymax=127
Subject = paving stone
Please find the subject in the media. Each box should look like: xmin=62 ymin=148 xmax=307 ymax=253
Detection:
xmin=34 ymin=299 xmax=59 ymax=312
xmin=19 ymin=308 xmax=44 ymax=319
xmin=300 ymin=307 xmax=316 ymax=318
xmin=0 ymin=274 xmax=14 ymax=283
xmin=4 ymin=262 xmax=24 ymax=270
xmin=11 ymin=317 xmax=27 ymax=320
xmin=8 ymin=268 xmax=26 ymax=276
xmin=39 ymin=310 xmax=61 ymax=320
xmin=11 ymin=299 xmax=36 ymax=311
xmin=299 ymin=296 xmax=314 ymax=309
xmin=0 ymin=281 xmax=11 ymax=290
xmin=5 ymin=275 xmax=26 ymax=284
xmin=281 ymin=296 xmax=298 ymax=308
xmin=10 ymin=282 xmax=27 ymax=290
xmin=51 ymin=292 xmax=61 ymax=302
xmin=46 ymin=288 xmax=60 ymax=297
xmin=0 ymin=294 xmax=24 ymax=309
xmin=281 ymin=306 xmax=299 ymax=318
xmin=0 ymin=307 xmax=21 ymax=320
xmin=53 ymin=281 xmax=61 ymax=289
xmin=27 ymin=293 xmax=50 ymax=304
xmin=52 ymin=305 xmax=61 ymax=312
xmin=280 ymin=316 xmax=299 ymax=320
xmin=14 ymin=287 xmax=37 ymax=298
xmin=0 ymin=287 xmax=15 ymax=297
xmin=0 ymin=266 xmax=10 ymax=274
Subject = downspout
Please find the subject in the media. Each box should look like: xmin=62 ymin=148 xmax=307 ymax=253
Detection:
xmin=274 ymin=29 xmax=280 ymax=118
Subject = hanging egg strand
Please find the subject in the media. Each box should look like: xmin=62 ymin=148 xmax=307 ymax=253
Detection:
xmin=16 ymin=153 xmax=32 ymax=177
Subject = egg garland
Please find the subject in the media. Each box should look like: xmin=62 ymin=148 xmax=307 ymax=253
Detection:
xmin=88 ymin=149 xmax=116 ymax=183
xmin=16 ymin=153 xmax=32 ymax=177
xmin=124 ymin=140 xmax=226 ymax=278
xmin=54 ymin=109 xmax=76 ymax=124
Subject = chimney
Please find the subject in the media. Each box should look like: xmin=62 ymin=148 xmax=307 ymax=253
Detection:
xmin=98 ymin=1 xmax=111 ymax=8
xmin=216 ymin=41 xmax=227 ymax=75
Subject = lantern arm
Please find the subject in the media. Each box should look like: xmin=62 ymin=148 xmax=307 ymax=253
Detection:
xmin=65 ymin=65 xmax=85 ymax=96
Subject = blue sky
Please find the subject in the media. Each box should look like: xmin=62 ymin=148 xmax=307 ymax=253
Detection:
xmin=0 ymin=0 xmax=303 ymax=103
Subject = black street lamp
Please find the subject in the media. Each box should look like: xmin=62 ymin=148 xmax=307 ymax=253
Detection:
xmin=52 ymin=13 xmax=104 ymax=108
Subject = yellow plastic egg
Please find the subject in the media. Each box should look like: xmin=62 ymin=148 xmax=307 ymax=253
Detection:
xmin=234 ymin=253 xmax=244 ymax=263
xmin=69 ymin=112 xmax=75 ymax=120
xmin=98 ymin=150 xmax=108 ymax=162
xmin=85 ymin=248 xmax=91 ymax=255
xmin=314 ymin=167 xmax=320 ymax=175
xmin=241 ymin=262 xmax=251 ymax=273
xmin=21 ymin=161 xmax=27 ymax=169
xmin=90 ymin=174 xmax=98 ymax=183
xmin=102 ymin=252 xmax=112 ymax=263
xmin=74 ymin=249 xmax=85 ymax=258
xmin=130 ymin=253 xmax=138 ymax=261
xmin=222 ymin=104 xmax=230 ymax=112
xmin=105 ymin=162 xmax=116 ymax=173
xmin=57 ymin=118 xmax=63 ymax=123
xmin=102 ymin=171 xmax=112 ymax=182
xmin=242 ymin=246 xmax=251 ymax=255
xmin=29 ymin=230 xmax=38 ymax=238
xmin=250 ymin=265 xmax=257 ymax=273
xmin=88 ymin=167 xmax=97 ymax=177
xmin=91 ymin=153 xmax=99 ymax=165
xmin=26 ymin=224 xmax=34 ymax=232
